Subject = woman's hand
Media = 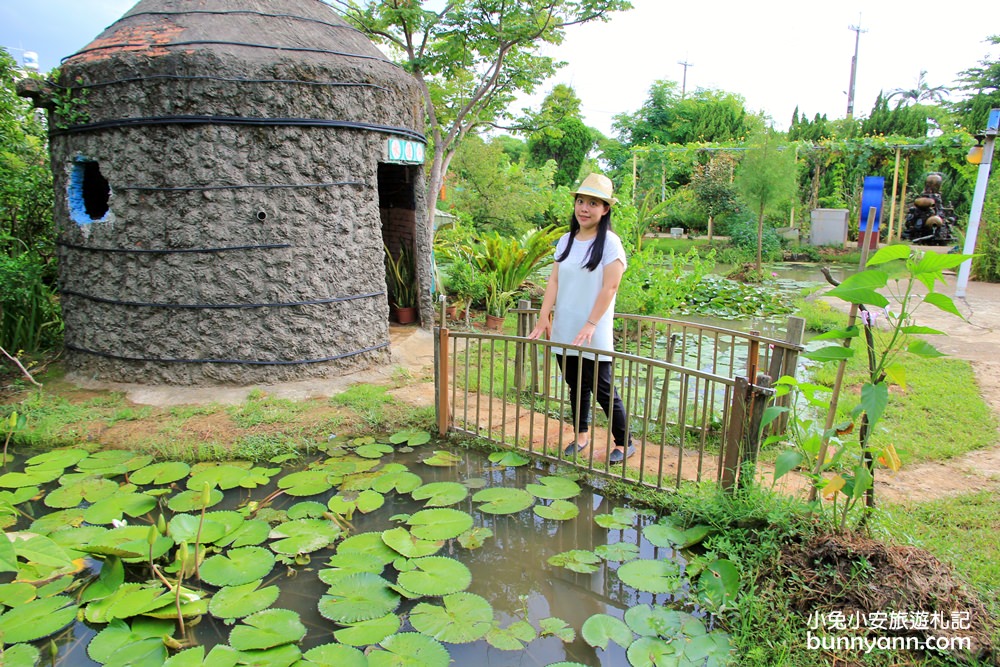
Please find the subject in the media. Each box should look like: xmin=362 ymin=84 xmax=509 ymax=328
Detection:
xmin=572 ymin=321 xmax=597 ymax=346
xmin=527 ymin=319 xmax=550 ymax=340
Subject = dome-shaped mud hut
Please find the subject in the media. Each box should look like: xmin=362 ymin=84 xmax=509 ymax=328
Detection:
xmin=36 ymin=0 xmax=430 ymax=385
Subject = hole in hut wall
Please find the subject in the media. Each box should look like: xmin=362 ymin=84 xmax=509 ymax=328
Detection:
xmin=68 ymin=158 xmax=111 ymax=224
xmin=379 ymin=163 xmax=418 ymax=319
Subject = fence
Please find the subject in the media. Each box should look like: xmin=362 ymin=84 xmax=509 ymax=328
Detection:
xmin=434 ymin=301 xmax=805 ymax=492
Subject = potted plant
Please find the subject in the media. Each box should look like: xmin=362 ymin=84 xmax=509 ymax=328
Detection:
xmin=443 ymin=261 xmax=487 ymax=326
xmin=384 ymin=243 xmax=418 ymax=324
xmin=484 ymin=274 xmax=516 ymax=331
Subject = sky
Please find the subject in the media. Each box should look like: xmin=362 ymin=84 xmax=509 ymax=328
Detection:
xmin=2 ymin=0 xmax=995 ymax=136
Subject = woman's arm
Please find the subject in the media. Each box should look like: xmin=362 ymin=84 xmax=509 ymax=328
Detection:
xmin=527 ymin=262 xmax=559 ymax=340
xmin=572 ymin=259 xmax=625 ymax=346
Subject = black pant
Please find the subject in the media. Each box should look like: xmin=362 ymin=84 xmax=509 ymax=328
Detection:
xmin=556 ymin=354 xmax=631 ymax=449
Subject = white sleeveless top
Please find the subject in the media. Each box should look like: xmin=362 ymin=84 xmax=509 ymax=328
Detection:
xmin=550 ymin=231 xmax=627 ymax=361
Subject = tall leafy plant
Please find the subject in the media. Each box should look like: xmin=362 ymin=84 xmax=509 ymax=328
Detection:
xmin=384 ymin=243 xmax=417 ymax=309
xmin=766 ymin=245 xmax=971 ymax=531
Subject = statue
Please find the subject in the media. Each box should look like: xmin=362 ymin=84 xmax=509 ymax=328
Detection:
xmin=901 ymin=173 xmax=958 ymax=245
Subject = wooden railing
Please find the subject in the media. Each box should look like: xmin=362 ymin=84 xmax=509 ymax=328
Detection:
xmin=434 ymin=300 xmax=805 ymax=492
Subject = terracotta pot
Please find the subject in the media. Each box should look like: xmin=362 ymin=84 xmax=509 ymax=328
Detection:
xmin=484 ymin=314 xmax=505 ymax=331
xmin=445 ymin=306 xmax=457 ymax=320
xmin=392 ymin=306 xmax=418 ymax=324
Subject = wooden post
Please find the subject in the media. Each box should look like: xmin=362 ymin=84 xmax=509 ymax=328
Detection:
xmin=747 ymin=331 xmax=760 ymax=381
xmin=738 ymin=374 xmax=774 ymax=489
xmin=887 ymin=147 xmax=901 ymax=241
xmin=437 ymin=325 xmax=450 ymax=435
xmin=768 ymin=316 xmax=806 ymax=435
xmin=721 ymin=376 xmax=750 ymax=492
xmin=514 ymin=299 xmax=530 ymax=393
xmin=894 ymin=155 xmax=910 ymax=241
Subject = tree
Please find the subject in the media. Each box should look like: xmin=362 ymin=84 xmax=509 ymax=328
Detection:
xmin=788 ymin=108 xmax=833 ymax=142
xmin=887 ymin=70 xmax=949 ymax=105
xmin=690 ymin=152 xmax=739 ymax=240
xmin=329 ymin=0 xmax=631 ymax=225
xmin=954 ymin=35 xmax=1000 ymax=133
xmin=734 ymin=130 xmax=798 ymax=273
xmin=526 ymin=85 xmax=592 ymax=187
xmin=613 ymin=80 xmax=759 ymax=146
xmin=861 ymin=91 xmax=928 ymax=138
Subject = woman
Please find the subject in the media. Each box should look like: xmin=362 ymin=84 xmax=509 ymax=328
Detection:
xmin=527 ymin=173 xmax=635 ymax=463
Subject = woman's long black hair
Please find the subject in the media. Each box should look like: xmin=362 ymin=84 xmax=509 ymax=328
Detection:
xmin=555 ymin=205 xmax=614 ymax=271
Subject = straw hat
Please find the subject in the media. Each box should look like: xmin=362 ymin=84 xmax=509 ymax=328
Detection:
xmin=572 ymin=173 xmax=617 ymax=205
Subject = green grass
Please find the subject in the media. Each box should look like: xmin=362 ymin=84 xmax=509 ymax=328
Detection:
xmin=642 ymin=236 xmax=717 ymax=255
xmin=810 ymin=352 xmax=997 ymax=466
xmin=225 ymin=389 xmax=306 ymax=428
xmin=794 ymin=297 xmax=849 ymax=333
xmin=330 ymin=383 xmax=396 ymax=427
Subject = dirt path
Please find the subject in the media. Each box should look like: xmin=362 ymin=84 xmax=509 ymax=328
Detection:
xmin=810 ymin=272 xmax=1000 ymax=504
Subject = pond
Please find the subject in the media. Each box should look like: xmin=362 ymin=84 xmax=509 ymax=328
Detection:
xmin=0 ymin=436 xmax=736 ymax=667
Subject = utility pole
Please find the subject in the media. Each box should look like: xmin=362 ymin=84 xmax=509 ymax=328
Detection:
xmin=678 ymin=59 xmax=693 ymax=99
xmin=846 ymin=18 xmax=867 ymax=119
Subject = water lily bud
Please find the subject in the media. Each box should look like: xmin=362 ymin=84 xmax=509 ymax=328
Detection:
xmin=178 ymin=540 xmax=189 ymax=564
xmin=157 ymin=513 xmax=167 ymax=535
xmin=147 ymin=524 xmax=158 ymax=546
xmin=201 ymin=482 xmax=212 ymax=507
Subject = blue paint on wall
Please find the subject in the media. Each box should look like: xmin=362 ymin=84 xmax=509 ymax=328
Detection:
xmin=68 ymin=157 xmax=111 ymax=225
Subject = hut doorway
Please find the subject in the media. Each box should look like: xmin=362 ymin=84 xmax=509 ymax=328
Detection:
xmin=378 ymin=163 xmax=419 ymax=324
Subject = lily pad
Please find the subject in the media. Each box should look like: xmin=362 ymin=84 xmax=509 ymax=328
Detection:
xmin=625 ymin=606 xmax=705 ymax=639
xmin=0 ymin=595 xmax=77 ymax=643
xmin=218 ymin=518 xmax=270 ymax=548
xmin=594 ymin=507 xmax=640 ymax=530
xmin=525 ymin=476 xmax=581 ymax=500
xmin=356 ymin=489 xmax=385 ymax=513
xmin=229 ymin=608 xmax=307 ymax=651
xmin=547 ymin=549 xmax=601 ymax=574
xmin=355 ymin=442 xmax=394 ymax=459
xmin=389 ymin=429 xmax=432 ymax=446
xmin=167 ymin=488 xmax=224 ymax=512
xmin=538 ymin=617 xmax=576 ymax=642
xmin=43 ymin=476 xmax=118 ymax=509
xmin=83 ymin=525 xmax=173 ymax=562
xmin=76 ymin=450 xmax=152 ymax=475
xmin=277 ymin=470 xmax=334 ymax=497
xmin=616 ymin=559 xmax=684 ymax=594
xmin=1 ymin=644 xmax=40 ymax=667
xmin=407 ymin=508 xmax=473 ymax=540
xmin=699 ymin=559 xmax=740 ymax=610
xmin=0 ymin=582 xmax=36 ymax=606
xmin=582 ymin=613 xmax=634 ymax=650
xmin=409 ymin=592 xmax=493 ymax=643
xmin=187 ymin=465 xmax=254 ymax=491
xmin=334 ymin=612 xmax=402 ymax=647
xmin=487 ymin=451 xmax=530 ymax=467
xmin=485 ymin=619 xmax=537 ymax=650
xmin=87 ymin=617 xmax=174 ymax=664
xmin=684 ymin=630 xmax=734 ymax=665
xmin=338 ymin=531 xmax=399 ymax=564
xmin=301 ymin=643 xmax=368 ymax=667
xmin=457 ymin=526 xmax=494 ymax=550
xmin=644 ymin=520 xmax=712 ymax=549
xmin=323 ymin=551 xmax=387 ymax=575
xmin=25 ymin=448 xmax=89 ymax=469
xmin=411 ymin=482 xmax=468 ymax=507
xmin=130 ymin=461 xmax=191 ymax=486
xmin=372 ymin=470 xmax=423 ymax=495
xmin=168 ymin=513 xmax=230 ymax=545
xmin=0 ymin=467 xmax=63 ymax=489
xmin=595 ymin=542 xmax=640 ymax=562
xmin=381 ymin=527 xmax=443 ymax=558
xmin=421 ymin=450 xmax=463 ymax=467
xmin=396 ymin=556 xmax=471 ymax=596
xmin=209 ymin=579 xmax=280 ymax=620
xmin=80 ymin=555 xmax=125 ymax=603
xmin=83 ymin=582 xmax=167 ymax=623
xmin=533 ymin=499 xmax=579 ymax=521
xmin=626 ymin=635 xmax=680 ymax=667
xmin=269 ymin=519 xmax=341 ymax=555
xmin=200 ymin=546 xmax=276 ymax=587
xmin=82 ymin=492 xmax=157 ymax=525
xmin=472 ymin=487 xmax=534 ymax=514
xmin=368 ymin=632 xmax=450 ymax=667
xmin=287 ymin=501 xmax=327 ymax=520
xmin=318 ymin=572 xmax=399 ymax=623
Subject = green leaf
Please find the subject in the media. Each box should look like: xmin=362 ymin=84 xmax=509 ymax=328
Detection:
xmin=852 ymin=464 xmax=874 ymax=501
xmin=865 ymin=244 xmax=911 ymax=266
xmin=130 ymin=461 xmax=191 ymax=485
xmin=858 ymin=382 xmax=889 ymax=428
xmin=913 ymin=251 xmax=972 ymax=274
xmin=381 ymin=527 xmax=443 ymax=558
xmin=594 ymin=507 xmax=639 ymax=530
xmin=83 ymin=492 xmax=157 ymax=524
xmin=922 ymin=292 xmax=964 ymax=319
xmin=277 ymin=470 xmax=334 ymax=497
xmin=810 ymin=325 xmax=860 ymax=341
xmin=410 ymin=481 xmax=468 ymax=507
xmin=0 ymin=582 xmax=36 ymax=606
xmin=301 ymin=643 xmax=368 ymax=667
xmin=538 ymin=617 xmax=575 ymax=642
xmin=525 ymin=476 xmax=581 ymax=500
xmin=485 ymin=620 xmax=536 ymax=650
xmin=269 ymin=519 xmax=341 ymax=555
xmin=168 ymin=514 xmax=229 ymax=545
xmin=699 ymin=559 xmax=740 ymax=610
xmin=334 ymin=613 xmax=401 ymax=647
xmin=407 ymin=508 xmax=474 ymax=540
xmin=356 ymin=489 xmax=385 ymax=513
xmin=167 ymin=488 xmax=223 ymax=512
xmin=617 ymin=559 xmax=683 ymax=594
xmin=319 ymin=572 xmax=399 ymax=623
xmin=547 ymin=549 xmax=601 ymax=574
xmin=627 ymin=636 xmax=681 ymax=667
xmin=773 ymin=450 xmax=804 ymax=482
xmin=373 ymin=470 xmax=423 ymax=495
xmin=356 ymin=443 xmax=394 ymax=459
xmin=409 ymin=592 xmax=493 ymax=643
xmin=87 ymin=617 xmax=174 ymax=663
xmin=0 ymin=467 xmax=63 ymax=489
xmin=421 ymin=450 xmax=463 ymax=467
xmin=80 ymin=555 xmax=125 ymax=603
xmin=884 ymin=363 xmax=907 ymax=390
xmin=338 ymin=531 xmax=399 ymax=564
xmin=396 ymin=556 xmax=471 ymax=596
xmin=44 ymin=476 xmax=117 ymax=509
xmin=456 ymin=526 xmax=493 ymax=550
xmin=533 ymin=499 xmax=579 ymax=521
xmin=900 ymin=325 xmax=946 ymax=335
xmin=209 ymin=579 xmax=280 ymax=620
xmin=367 ymin=632 xmax=450 ymax=667
xmin=229 ymin=608 xmax=306 ymax=651
xmin=187 ymin=465 xmax=253 ymax=491
xmin=825 ymin=270 xmax=889 ymax=307
xmin=486 ymin=451 xmax=530 ymax=467
xmin=200 ymin=546 xmax=276 ymax=587
xmin=472 ymin=487 xmax=534 ymax=514
xmin=685 ymin=630 xmax=734 ymax=664
xmin=625 ymin=605 xmax=704 ymax=639
xmin=83 ymin=582 xmax=167 ymax=623
xmin=11 ymin=533 xmax=73 ymax=569
xmin=582 ymin=613 xmax=634 ymax=650
xmin=594 ymin=541 xmax=639 ymax=562
xmin=389 ymin=429 xmax=431 ymax=446
xmin=1 ymin=644 xmax=40 ymax=667
xmin=803 ymin=345 xmax=854 ymax=362
xmin=0 ymin=595 xmax=77 ymax=643
xmin=908 ymin=339 xmax=945 ymax=358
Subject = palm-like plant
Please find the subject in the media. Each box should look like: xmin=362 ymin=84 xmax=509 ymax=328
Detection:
xmin=441 ymin=224 xmax=563 ymax=296
xmin=384 ymin=243 xmax=417 ymax=308
xmin=887 ymin=70 xmax=949 ymax=105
